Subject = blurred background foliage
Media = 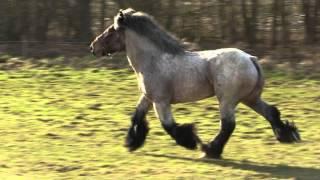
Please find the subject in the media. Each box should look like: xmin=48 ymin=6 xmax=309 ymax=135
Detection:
xmin=0 ymin=0 xmax=319 ymax=69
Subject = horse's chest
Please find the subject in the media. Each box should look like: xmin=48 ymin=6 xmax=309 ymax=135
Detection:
xmin=136 ymin=73 xmax=163 ymax=99
xmin=137 ymin=73 xmax=147 ymax=94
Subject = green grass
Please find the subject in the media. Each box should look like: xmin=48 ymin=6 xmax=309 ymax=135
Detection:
xmin=0 ymin=62 xmax=319 ymax=179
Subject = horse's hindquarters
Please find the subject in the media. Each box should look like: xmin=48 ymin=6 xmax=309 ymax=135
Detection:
xmin=209 ymin=50 xmax=260 ymax=103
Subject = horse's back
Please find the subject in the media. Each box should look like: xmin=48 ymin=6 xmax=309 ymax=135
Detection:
xmin=197 ymin=48 xmax=250 ymax=61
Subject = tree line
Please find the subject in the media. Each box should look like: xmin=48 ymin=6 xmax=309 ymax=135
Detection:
xmin=0 ymin=0 xmax=319 ymax=49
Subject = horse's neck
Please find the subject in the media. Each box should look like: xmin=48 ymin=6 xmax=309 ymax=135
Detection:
xmin=125 ymin=30 xmax=163 ymax=72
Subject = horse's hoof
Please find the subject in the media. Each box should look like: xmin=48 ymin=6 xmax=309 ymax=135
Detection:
xmin=199 ymin=152 xmax=222 ymax=159
xmin=125 ymin=121 xmax=149 ymax=151
xmin=174 ymin=123 xmax=199 ymax=150
xmin=200 ymin=144 xmax=222 ymax=159
xmin=274 ymin=120 xmax=301 ymax=143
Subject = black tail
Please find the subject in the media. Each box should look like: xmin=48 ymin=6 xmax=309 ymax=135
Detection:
xmin=249 ymin=56 xmax=265 ymax=99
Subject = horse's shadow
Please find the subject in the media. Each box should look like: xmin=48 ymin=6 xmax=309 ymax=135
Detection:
xmin=138 ymin=152 xmax=320 ymax=179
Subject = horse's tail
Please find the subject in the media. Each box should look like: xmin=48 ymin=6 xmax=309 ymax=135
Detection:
xmin=248 ymin=56 xmax=265 ymax=101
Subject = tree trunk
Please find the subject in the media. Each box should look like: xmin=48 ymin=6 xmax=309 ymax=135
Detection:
xmin=314 ymin=0 xmax=320 ymax=42
xmin=165 ymin=0 xmax=177 ymax=30
xmin=0 ymin=1 xmax=9 ymax=40
xmin=218 ymin=0 xmax=226 ymax=40
xmin=116 ymin=0 xmax=127 ymax=9
xmin=17 ymin=0 xmax=31 ymax=41
xmin=100 ymin=0 xmax=106 ymax=32
xmin=272 ymin=0 xmax=279 ymax=47
xmin=302 ymin=0 xmax=315 ymax=43
xmin=251 ymin=0 xmax=258 ymax=44
xmin=241 ymin=0 xmax=258 ymax=45
xmin=228 ymin=0 xmax=238 ymax=42
xmin=280 ymin=0 xmax=290 ymax=44
xmin=34 ymin=1 xmax=55 ymax=41
xmin=75 ymin=0 xmax=92 ymax=41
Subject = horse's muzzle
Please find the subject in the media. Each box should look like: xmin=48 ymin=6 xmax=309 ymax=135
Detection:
xmin=89 ymin=45 xmax=96 ymax=56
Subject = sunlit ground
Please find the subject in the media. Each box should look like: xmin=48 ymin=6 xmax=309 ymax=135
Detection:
xmin=0 ymin=56 xmax=319 ymax=179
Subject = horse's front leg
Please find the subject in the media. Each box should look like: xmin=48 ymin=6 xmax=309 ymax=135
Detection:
xmin=153 ymin=102 xmax=201 ymax=150
xmin=125 ymin=95 xmax=152 ymax=151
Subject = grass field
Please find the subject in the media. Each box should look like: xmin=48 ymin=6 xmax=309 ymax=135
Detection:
xmin=0 ymin=56 xmax=319 ymax=179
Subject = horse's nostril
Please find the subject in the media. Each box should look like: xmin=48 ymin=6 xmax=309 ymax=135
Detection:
xmin=89 ymin=46 xmax=96 ymax=56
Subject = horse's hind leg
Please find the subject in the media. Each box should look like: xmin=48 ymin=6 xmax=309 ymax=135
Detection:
xmin=202 ymin=100 xmax=237 ymax=159
xmin=153 ymin=102 xmax=201 ymax=150
xmin=243 ymin=98 xmax=300 ymax=143
xmin=125 ymin=95 xmax=152 ymax=151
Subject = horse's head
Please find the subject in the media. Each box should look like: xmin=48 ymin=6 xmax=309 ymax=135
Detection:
xmin=90 ymin=8 xmax=137 ymax=57
xmin=89 ymin=24 xmax=125 ymax=57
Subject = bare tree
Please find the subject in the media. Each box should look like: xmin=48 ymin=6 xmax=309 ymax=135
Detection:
xmin=165 ymin=0 xmax=177 ymax=30
xmin=76 ymin=0 xmax=93 ymax=41
xmin=218 ymin=0 xmax=227 ymax=40
xmin=302 ymin=0 xmax=320 ymax=43
xmin=279 ymin=0 xmax=290 ymax=44
xmin=34 ymin=1 xmax=55 ymax=41
xmin=227 ymin=0 xmax=238 ymax=43
xmin=241 ymin=0 xmax=259 ymax=45
xmin=272 ymin=0 xmax=279 ymax=46
xmin=100 ymin=0 xmax=107 ymax=32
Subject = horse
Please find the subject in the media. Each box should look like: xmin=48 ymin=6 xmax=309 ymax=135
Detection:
xmin=89 ymin=8 xmax=300 ymax=159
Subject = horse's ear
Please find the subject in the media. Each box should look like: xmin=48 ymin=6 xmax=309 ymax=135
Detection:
xmin=118 ymin=11 xmax=125 ymax=24
xmin=114 ymin=10 xmax=125 ymax=29
xmin=119 ymin=11 xmax=124 ymax=19
xmin=125 ymin=8 xmax=136 ymax=14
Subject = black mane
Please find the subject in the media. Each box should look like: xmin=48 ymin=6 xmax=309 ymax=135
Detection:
xmin=115 ymin=9 xmax=185 ymax=55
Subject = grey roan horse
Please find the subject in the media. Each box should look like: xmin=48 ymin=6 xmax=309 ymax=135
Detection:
xmin=90 ymin=8 xmax=300 ymax=158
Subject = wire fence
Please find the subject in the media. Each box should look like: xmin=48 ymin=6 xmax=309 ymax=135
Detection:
xmin=0 ymin=41 xmax=90 ymax=57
